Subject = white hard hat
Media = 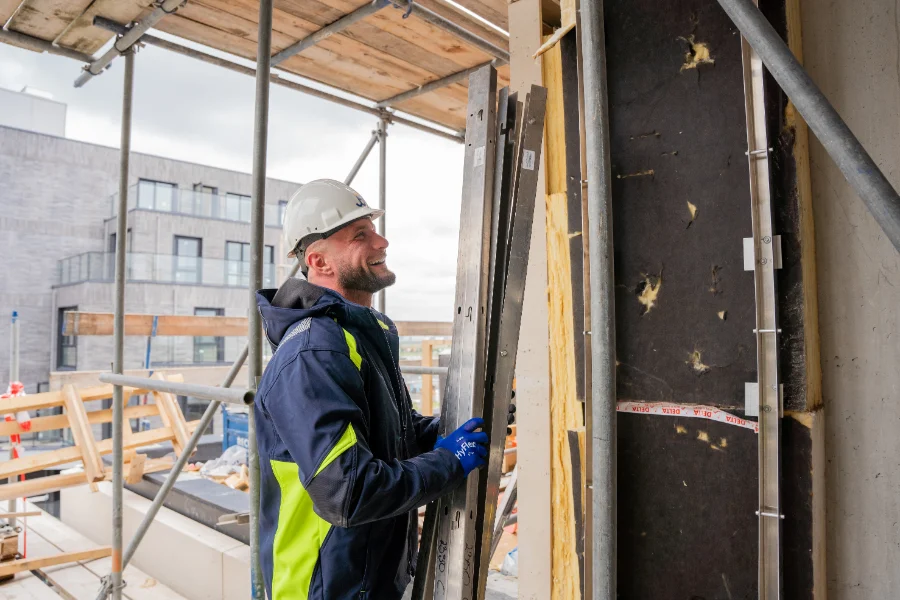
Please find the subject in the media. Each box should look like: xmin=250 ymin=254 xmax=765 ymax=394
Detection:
xmin=283 ymin=179 xmax=384 ymax=262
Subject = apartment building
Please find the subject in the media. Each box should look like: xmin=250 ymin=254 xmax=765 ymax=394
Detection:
xmin=0 ymin=87 xmax=301 ymax=396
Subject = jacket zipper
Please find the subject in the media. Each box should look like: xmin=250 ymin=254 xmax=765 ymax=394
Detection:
xmin=367 ymin=309 xmax=417 ymax=576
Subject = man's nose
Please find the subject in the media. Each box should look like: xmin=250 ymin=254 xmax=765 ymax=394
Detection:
xmin=373 ymin=232 xmax=389 ymax=249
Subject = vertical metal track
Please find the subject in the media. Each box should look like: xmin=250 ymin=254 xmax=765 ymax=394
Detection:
xmin=739 ymin=12 xmax=782 ymax=599
xmin=474 ymin=86 xmax=547 ymax=600
xmin=473 ymin=86 xmax=517 ymax=599
xmin=433 ymin=65 xmax=497 ymax=600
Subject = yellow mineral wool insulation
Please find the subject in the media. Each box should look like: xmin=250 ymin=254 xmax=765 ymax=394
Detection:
xmin=546 ymin=191 xmax=583 ymax=600
xmin=542 ymin=37 xmax=583 ymax=600
xmin=637 ymin=275 xmax=662 ymax=314
xmin=543 ymin=41 xmax=567 ymax=195
xmin=680 ymin=36 xmax=715 ymax=71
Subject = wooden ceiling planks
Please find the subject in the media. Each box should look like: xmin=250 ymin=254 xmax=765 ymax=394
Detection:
xmin=1 ymin=0 xmax=511 ymax=130
xmin=5 ymin=0 xmax=93 ymax=41
xmin=5 ymin=0 xmax=149 ymax=52
xmin=189 ymin=0 xmax=443 ymax=91
xmin=439 ymin=0 xmax=508 ymax=31
xmin=405 ymin=0 xmax=507 ymax=51
xmin=57 ymin=0 xmax=152 ymax=53
xmin=0 ymin=0 xmax=23 ymax=24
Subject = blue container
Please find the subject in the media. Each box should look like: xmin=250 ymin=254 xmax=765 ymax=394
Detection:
xmin=222 ymin=409 xmax=249 ymax=452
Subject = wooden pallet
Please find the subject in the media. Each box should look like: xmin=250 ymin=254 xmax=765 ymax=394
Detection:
xmin=0 ymin=376 xmax=200 ymax=502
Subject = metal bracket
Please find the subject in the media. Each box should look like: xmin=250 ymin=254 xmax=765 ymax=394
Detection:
xmin=744 ymin=382 xmax=784 ymax=418
xmin=743 ymin=235 xmax=782 ymax=270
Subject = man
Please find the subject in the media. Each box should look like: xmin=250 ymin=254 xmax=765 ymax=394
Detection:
xmin=254 ymin=179 xmax=490 ymax=600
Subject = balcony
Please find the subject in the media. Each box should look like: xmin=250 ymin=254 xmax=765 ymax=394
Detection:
xmin=57 ymin=252 xmax=277 ymax=288
xmin=109 ymin=182 xmax=284 ymax=227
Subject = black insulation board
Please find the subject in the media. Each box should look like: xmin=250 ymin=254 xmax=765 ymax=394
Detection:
xmin=606 ymin=0 xmax=757 ymax=409
xmin=604 ymin=0 xmax=817 ymax=596
xmin=617 ymin=412 xmax=815 ymax=599
xmin=617 ymin=412 xmax=758 ymax=599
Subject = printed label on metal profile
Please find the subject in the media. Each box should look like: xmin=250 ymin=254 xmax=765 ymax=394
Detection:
xmin=473 ymin=146 xmax=486 ymax=168
xmin=522 ymin=149 xmax=535 ymax=170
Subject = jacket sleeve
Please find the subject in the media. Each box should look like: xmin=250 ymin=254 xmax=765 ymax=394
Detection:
xmin=411 ymin=411 xmax=440 ymax=452
xmin=261 ymin=348 xmax=463 ymax=528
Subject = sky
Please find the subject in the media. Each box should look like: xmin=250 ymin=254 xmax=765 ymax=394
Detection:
xmin=0 ymin=34 xmax=465 ymax=322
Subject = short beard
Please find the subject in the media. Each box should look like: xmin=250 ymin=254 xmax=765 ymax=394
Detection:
xmin=337 ymin=263 xmax=396 ymax=294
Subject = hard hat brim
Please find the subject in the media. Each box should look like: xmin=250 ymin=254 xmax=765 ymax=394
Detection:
xmin=287 ymin=207 xmax=385 ymax=259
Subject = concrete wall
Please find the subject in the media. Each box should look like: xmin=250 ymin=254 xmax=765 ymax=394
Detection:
xmin=801 ymin=1 xmax=900 ymax=597
xmin=0 ymin=124 xmax=299 ymax=390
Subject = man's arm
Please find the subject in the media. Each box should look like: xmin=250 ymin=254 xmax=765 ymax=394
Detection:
xmin=260 ymin=348 xmax=463 ymax=528
xmin=411 ymin=410 xmax=440 ymax=451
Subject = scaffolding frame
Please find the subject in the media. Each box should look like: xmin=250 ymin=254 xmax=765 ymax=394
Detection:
xmin=76 ymin=2 xmax=498 ymax=596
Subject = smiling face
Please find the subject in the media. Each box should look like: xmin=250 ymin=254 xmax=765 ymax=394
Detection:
xmin=305 ymin=217 xmax=396 ymax=302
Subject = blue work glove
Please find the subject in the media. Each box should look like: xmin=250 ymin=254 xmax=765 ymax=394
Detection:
xmin=434 ymin=417 xmax=489 ymax=477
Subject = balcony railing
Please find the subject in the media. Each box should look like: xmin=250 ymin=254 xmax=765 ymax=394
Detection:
xmin=57 ymin=252 xmax=277 ymax=287
xmin=109 ymin=183 xmax=283 ymax=227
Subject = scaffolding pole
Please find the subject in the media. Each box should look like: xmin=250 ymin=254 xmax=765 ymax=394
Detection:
xmin=375 ymin=58 xmax=507 ymax=109
xmin=271 ymin=0 xmax=386 ymax=66
xmin=714 ymin=0 xmax=900 ymax=253
xmin=377 ymin=117 xmax=388 ymax=313
xmin=248 ymin=0 xmax=273 ymax=596
xmin=108 ymin=47 xmax=135 ymax=600
xmin=345 ymin=129 xmax=380 ymax=186
xmin=7 ymin=310 xmax=19 ymax=528
xmin=580 ymin=0 xmax=618 ymax=598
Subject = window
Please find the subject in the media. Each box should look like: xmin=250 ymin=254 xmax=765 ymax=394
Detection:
xmin=137 ymin=179 xmax=177 ymax=212
xmin=192 ymin=184 xmax=217 ymax=217
xmin=225 ymin=242 xmax=274 ymax=287
xmin=57 ymin=306 xmax=77 ymax=370
xmin=194 ymin=307 xmax=224 ymax=363
xmin=174 ymin=236 xmax=202 ymax=284
xmin=224 ymin=193 xmax=251 ymax=222
xmin=279 ymin=200 xmax=288 ymax=225
xmin=108 ymin=229 xmax=132 ymax=252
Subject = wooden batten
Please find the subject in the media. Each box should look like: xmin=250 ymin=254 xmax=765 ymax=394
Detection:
xmin=62 ymin=385 xmax=105 ymax=484
xmin=0 ymin=404 xmax=159 ymax=438
xmin=63 ymin=311 xmax=452 ymax=338
xmin=541 ymin=37 xmax=584 ymax=600
xmin=0 ymin=547 xmax=113 ymax=578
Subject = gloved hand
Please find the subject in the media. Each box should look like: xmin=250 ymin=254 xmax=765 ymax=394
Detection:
xmin=434 ymin=403 xmax=516 ymax=448
xmin=434 ymin=417 xmax=489 ymax=477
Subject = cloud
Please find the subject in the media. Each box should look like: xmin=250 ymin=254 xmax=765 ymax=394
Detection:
xmin=0 ymin=37 xmax=466 ymax=321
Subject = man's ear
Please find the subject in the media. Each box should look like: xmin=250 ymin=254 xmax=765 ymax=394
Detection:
xmin=305 ymin=242 xmax=333 ymax=277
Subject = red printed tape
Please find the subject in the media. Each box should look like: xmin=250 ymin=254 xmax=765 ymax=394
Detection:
xmin=617 ymin=401 xmax=759 ymax=433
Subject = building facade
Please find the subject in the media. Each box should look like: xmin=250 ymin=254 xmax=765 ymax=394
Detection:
xmin=0 ymin=89 xmax=301 ymax=394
